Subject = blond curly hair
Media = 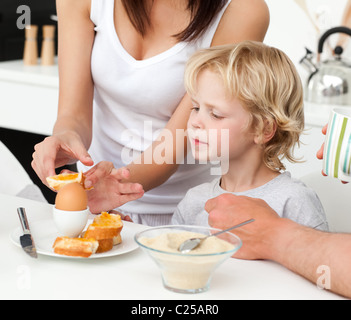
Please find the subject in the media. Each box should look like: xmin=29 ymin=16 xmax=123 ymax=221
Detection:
xmin=184 ymin=41 xmax=304 ymax=171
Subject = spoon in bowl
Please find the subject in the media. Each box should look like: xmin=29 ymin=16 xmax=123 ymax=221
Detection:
xmin=178 ymin=219 xmax=255 ymax=254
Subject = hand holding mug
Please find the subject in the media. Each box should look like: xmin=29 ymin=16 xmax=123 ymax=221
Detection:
xmin=322 ymin=107 xmax=351 ymax=182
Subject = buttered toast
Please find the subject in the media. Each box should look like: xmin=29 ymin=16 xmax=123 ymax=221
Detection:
xmin=53 ymin=237 xmax=99 ymax=258
xmin=84 ymin=212 xmax=123 ymax=240
xmin=83 ymin=212 xmax=123 ymax=253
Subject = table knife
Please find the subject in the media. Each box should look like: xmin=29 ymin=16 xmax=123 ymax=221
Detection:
xmin=17 ymin=207 xmax=38 ymax=259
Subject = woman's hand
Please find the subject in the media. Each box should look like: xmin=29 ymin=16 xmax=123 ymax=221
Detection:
xmin=109 ymin=210 xmax=133 ymax=222
xmin=84 ymin=162 xmax=145 ymax=214
xmin=32 ymin=131 xmax=94 ymax=186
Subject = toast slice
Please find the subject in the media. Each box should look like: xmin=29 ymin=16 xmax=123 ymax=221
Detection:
xmin=96 ymin=238 xmax=114 ymax=253
xmin=84 ymin=212 xmax=123 ymax=241
xmin=53 ymin=237 xmax=99 ymax=258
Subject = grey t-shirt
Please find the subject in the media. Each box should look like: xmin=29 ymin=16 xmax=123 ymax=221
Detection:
xmin=172 ymin=172 xmax=329 ymax=231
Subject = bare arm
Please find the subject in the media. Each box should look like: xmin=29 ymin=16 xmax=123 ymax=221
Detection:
xmin=55 ymin=0 xmax=95 ymax=147
xmin=275 ymin=221 xmax=351 ymax=298
xmin=124 ymin=94 xmax=192 ymax=191
xmin=32 ymin=0 xmax=95 ymax=183
xmin=206 ymin=194 xmax=351 ymax=299
xmin=213 ymin=0 xmax=270 ymax=46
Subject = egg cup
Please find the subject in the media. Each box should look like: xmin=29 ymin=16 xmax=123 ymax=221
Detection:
xmin=53 ymin=207 xmax=90 ymax=238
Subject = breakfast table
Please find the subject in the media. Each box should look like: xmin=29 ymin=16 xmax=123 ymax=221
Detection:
xmin=0 ymin=193 xmax=346 ymax=301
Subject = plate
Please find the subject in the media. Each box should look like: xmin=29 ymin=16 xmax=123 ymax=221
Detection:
xmin=10 ymin=219 xmax=144 ymax=259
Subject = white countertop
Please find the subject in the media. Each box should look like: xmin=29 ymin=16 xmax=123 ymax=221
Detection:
xmin=0 ymin=193 xmax=345 ymax=300
xmin=0 ymin=59 xmax=58 ymax=89
xmin=0 ymin=59 xmax=59 ymax=135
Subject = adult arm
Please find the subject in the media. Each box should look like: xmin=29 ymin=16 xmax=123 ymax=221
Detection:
xmin=205 ymin=194 xmax=351 ymax=299
xmin=32 ymin=0 xmax=95 ymax=183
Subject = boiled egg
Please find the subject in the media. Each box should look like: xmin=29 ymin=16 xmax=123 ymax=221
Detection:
xmin=55 ymin=182 xmax=88 ymax=211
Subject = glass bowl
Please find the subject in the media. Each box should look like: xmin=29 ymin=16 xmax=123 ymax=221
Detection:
xmin=135 ymin=225 xmax=242 ymax=294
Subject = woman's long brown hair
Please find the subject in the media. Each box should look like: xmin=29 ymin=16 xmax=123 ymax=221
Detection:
xmin=121 ymin=0 xmax=228 ymax=42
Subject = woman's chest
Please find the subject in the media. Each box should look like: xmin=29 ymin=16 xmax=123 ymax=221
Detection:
xmin=114 ymin=0 xmax=191 ymax=61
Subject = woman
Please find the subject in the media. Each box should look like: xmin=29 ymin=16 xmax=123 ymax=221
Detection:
xmin=32 ymin=0 xmax=270 ymax=226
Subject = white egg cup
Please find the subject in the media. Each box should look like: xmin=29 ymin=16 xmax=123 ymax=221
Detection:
xmin=53 ymin=207 xmax=90 ymax=238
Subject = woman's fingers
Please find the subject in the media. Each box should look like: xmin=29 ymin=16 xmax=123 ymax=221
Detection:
xmin=117 ymin=181 xmax=144 ymax=195
xmin=84 ymin=162 xmax=145 ymax=212
xmin=68 ymin=139 xmax=94 ymax=167
xmin=84 ymin=161 xmax=114 ymax=189
xmin=32 ymin=134 xmax=93 ymax=187
xmin=85 ymin=163 xmax=144 ymax=194
xmin=109 ymin=210 xmax=133 ymax=222
xmin=111 ymin=168 xmax=144 ymax=195
xmin=117 ymin=193 xmax=145 ymax=206
xmin=110 ymin=167 xmax=131 ymax=181
xmin=32 ymin=139 xmax=58 ymax=185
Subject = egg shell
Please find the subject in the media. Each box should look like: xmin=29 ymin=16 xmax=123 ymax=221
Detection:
xmin=55 ymin=182 xmax=88 ymax=211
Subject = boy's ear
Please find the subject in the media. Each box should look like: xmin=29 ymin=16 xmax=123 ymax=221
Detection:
xmin=254 ymin=120 xmax=277 ymax=145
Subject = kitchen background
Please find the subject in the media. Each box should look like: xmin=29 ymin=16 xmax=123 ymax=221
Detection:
xmin=267 ymin=0 xmax=351 ymax=83
xmin=0 ymin=0 xmax=56 ymax=61
xmin=0 ymin=0 xmax=350 ymax=203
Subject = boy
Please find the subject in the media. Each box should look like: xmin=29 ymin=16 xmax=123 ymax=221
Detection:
xmin=172 ymin=41 xmax=328 ymax=231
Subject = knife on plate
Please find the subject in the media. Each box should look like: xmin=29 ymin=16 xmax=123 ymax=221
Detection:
xmin=17 ymin=207 xmax=38 ymax=259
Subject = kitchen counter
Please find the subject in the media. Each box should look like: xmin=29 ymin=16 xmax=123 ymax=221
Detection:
xmin=0 ymin=193 xmax=345 ymax=300
xmin=0 ymin=59 xmax=58 ymax=136
xmin=0 ymin=59 xmax=58 ymax=88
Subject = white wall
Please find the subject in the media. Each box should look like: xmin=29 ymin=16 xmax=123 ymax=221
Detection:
xmin=265 ymin=0 xmax=350 ymax=84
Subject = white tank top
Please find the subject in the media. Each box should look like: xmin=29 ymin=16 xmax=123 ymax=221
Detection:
xmin=80 ymin=0 xmax=232 ymax=215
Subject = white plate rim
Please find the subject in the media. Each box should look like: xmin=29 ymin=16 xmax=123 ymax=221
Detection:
xmin=10 ymin=219 xmax=144 ymax=259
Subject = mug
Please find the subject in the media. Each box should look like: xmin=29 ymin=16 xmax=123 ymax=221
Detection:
xmin=323 ymin=107 xmax=351 ymax=181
